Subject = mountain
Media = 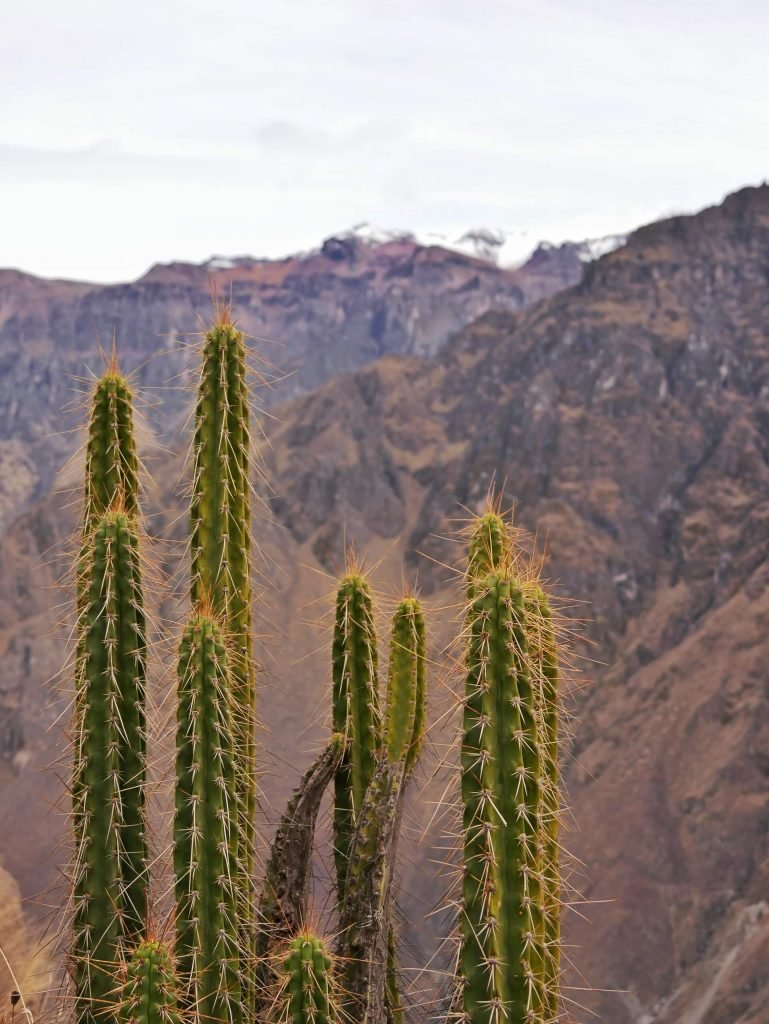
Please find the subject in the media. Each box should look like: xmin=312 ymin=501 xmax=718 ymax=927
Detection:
xmin=3 ymin=185 xmax=769 ymax=1021
xmin=0 ymin=234 xmax=582 ymax=536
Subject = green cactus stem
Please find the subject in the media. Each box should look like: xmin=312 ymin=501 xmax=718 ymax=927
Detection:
xmin=525 ymin=586 xmax=561 ymax=1023
xmin=382 ymin=596 xmax=426 ymax=1022
xmin=189 ymin=313 xmax=254 ymax=823
xmin=173 ymin=611 xmax=242 ymax=1024
xmin=331 ymin=570 xmax=380 ymax=898
xmin=460 ymin=572 xmax=545 ymax=1024
xmin=72 ymin=509 xmax=148 ymax=1024
xmin=278 ymin=934 xmax=336 ymax=1024
xmin=76 ymin=359 xmax=141 ymax=739
xmin=189 ymin=311 xmax=256 ymax=1008
xmin=120 ymin=939 xmax=180 ymax=1024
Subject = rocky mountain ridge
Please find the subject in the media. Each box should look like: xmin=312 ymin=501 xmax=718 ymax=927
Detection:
xmin=3 ymin=186 xmax=769 ymax=1022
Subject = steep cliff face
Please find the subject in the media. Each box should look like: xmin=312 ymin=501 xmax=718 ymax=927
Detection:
xmin=4 ymin=186 xmax=769 ymax=1021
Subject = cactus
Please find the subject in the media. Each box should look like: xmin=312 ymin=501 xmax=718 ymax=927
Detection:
xmin=120 ymin=940 xmax=180 ymax=1024
xmin=189 ymin=309 xmax=256 ymax=1007
xmin=525 ymin=587 xmax=561 ymax=1022
xmin=338 ymin=595 xmax=427 ymax=1023
xmin=382 ymin=596 xmax=426 ymax=1023
xmin=459 ymin=570 xmax=545 ymax=1024
xmin=277 ymin=934 xmax=336 ymax=1024
xmin=75 ymin=360 xmax=141 ymax=773
xmin=331 ymin=570 xmax=381 ymax=898
xmin=82 ymin=358 xmax=140 ymax=538
xmin=189 ymin=311 xmax=254 ymax=777
xmin=173 ymin=610 xmax=242 ymax=1024
xmin=71 ymin=509 xmax=148 ymax=1024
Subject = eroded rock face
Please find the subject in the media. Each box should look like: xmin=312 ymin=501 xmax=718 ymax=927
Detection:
xmin=5 ymin=186 xmax=769 ymax=1021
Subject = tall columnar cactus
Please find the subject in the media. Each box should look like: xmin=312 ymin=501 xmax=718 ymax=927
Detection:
xmin=173 ymin=611 xmax=242 ymax=1024
xmin=338 ymin=595 xmax=427 ymax=1024
xmin=525 ymin=586 xmax=561 ymax=1022
xmin=331 ymin=570 xmax=381 ymax=897
xmin=120 ymin=940 xmax=180 ymax=1024
xmin=72 ymin=509 xmax=148 ymax=1024
xmin=383 ymin=596 xmax=426 ymax=1024
xmin=276 ymin=934 xmax=336 ymax=1024
xmin=189 ymin=310 xmax=256 ymax=1005
xmin=460 ymin=570 xmax=545 ymax=1024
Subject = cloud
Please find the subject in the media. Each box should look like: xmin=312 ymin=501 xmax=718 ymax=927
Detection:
xmin=2 ymin=0 xmax=769 ymax=279
xmin=253 ymin=117 xmax=410 ymax=154
xmin=254 ymin=120 xmax=327 ymax=150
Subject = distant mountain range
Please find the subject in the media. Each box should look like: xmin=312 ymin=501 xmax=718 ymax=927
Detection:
xmin=3 ymin=187 xmax=769 ymax=1022
xmin=297 ymin=221 xmax=627 ymax=267
xmin=0 ymin=230 xmax=586 ymax=536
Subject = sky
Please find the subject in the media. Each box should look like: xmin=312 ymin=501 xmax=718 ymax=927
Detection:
xmin=2 ymin=0 xmax=768 ymax=282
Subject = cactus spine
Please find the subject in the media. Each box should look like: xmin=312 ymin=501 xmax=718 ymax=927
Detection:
xmin=72 ymin=509 xmax=148 ymax=1024
xmin=189 ymin=312 xmax=256 ymax=1007
xmin=460 ymin=570 xmax=545 ymax=1024
xmin=173 ymin=611 xmax=242 ymax=1024
xmin=331 ymin=571 xmax=380 ymax=897
xmin=278 ymin=934 xmax=336 ymax=1024
xmin=120 ymin=940 xmax=180 ymax=1024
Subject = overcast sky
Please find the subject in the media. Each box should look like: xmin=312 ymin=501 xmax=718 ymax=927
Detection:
xmin=2 ymin=0 xmax=768 ymax=282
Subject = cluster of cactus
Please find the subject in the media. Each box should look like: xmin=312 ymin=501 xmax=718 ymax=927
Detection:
xmin=67 ymin=311 xmax=565 ymax=1024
